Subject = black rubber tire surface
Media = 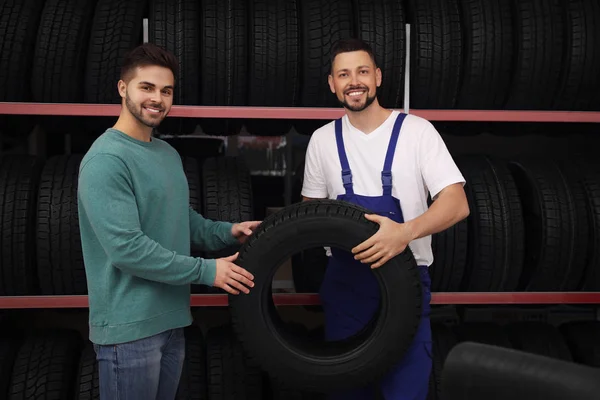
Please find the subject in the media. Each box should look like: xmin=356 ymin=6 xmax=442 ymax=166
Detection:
xmin=31 ymin=0 xmax=96 ymax=103
xmin=354 ymin=0 xmax=405 ymax=109
xmin=8 ymin=330 xmax=82 ymax=400
xmin=229 ymin=200 xmax=422 ymax=392
xmin=457 ymin=155 xmax=524 ymax=292
xmin=508 ymin=159 xmax=588 ymax=291
xmin=199 ymin=0 xmax=247 ymax=136
xmin=36 ymin=155 xmax=86 ymax=295
xmin=504 ymin=0 xmax=565 ymax=110
xmin=246 ymin=0 xmax=299 ymax=136
xmin=202 ymin=157 xmax=253 ymax=221
xmin=429 ymin=217 xmax=468 ymax=292
xmin=505 ymin=322 xmax=573 ymax=361
xmin=0 ymin=0 xmax=45 ymax=103
xmin=554 ymin=0 xmax=600 ymax=111
xmin=75 ymin=343 xmax=99 ymax=400
xmin=149 ymin=0 xmax=200 ymax=135
xmin=1 ymin=337 xmax=21 ymax=400
xmin=455 ymin=0 xmax=513 ymax=109
xmin=176 ymin=326 xmax=207 ymax=400
xmin=84 ymin=0 xmax=146 ymax=104
xmin=0 ymin=155 xmax=43 ymax=296
xmin=571 ymin=163 xmax=600 ymax=290
xmin=298 ymin=0 xmax=354 ymax=108
xmin=407 ymin=0 xmax=462 ymax=109
xmin=427 ymin=323 xmax=458 ymax=400
xmin=441 ymin=342 xmax=600 ymax=400
xmin=182 ymin=156 xmax=201 ymax=213
xmin=206 ymin=325 xmax=264 ymax=400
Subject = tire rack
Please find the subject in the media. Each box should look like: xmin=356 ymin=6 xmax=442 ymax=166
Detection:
xmin=2 ymin=102 xmax=600 ymax=308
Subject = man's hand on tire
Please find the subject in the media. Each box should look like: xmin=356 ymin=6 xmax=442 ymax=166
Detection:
xmin=214 ymin=253 xmax=255 ymax=295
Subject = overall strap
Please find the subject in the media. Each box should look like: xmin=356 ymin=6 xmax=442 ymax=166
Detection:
xmin=382 ymin=113 xmax=408 ymax=195
xmin=335 ymin=118 xmax=354 ymax=195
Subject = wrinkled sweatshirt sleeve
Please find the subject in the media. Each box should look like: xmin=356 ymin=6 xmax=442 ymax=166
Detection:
xmin=188 ymin=208 xmax=239 ymax=251
xmin=78 ymin=154 xmax=216 ymax=286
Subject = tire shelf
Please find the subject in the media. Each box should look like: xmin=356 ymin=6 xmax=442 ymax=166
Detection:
xmin=1 ymin=293 xmax=600 ymax=309
xmin=1 ymin=102 xmax=600 ymax=122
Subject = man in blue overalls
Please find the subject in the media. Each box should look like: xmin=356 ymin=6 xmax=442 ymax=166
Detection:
xmin=301 ymin=38 xmax=470 ymax=399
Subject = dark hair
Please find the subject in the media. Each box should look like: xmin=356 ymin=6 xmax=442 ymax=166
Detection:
xmin=330 ymin=38 xmax=377 ymax=73
xmin=120 ymin=43 xmax=179 ymax=83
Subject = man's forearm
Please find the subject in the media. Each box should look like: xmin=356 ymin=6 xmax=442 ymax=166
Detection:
xmin=404 ymin=183 xmax=470 ymax=241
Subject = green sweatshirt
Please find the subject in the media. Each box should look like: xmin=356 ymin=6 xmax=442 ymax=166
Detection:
xmin=77 ymin=128 xmax=237 ymax=345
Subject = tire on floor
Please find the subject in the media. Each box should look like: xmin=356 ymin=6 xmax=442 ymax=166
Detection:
xmin=229 ymin=200 xmax=422 ymax=392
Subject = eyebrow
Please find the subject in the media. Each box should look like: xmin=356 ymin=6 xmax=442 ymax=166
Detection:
xmin=138 ymin=81 xmax=174 ymax=90
xmin=335 ymin=65 xmax=371 ymax=73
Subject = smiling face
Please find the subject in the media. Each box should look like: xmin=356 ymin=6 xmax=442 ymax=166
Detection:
xmin=328 ymin=50 xmax=382 ymax=112
xmin=117 ymin=65 xmax=174 ymax=128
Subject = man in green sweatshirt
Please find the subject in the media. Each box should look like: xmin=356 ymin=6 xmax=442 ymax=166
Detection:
xmin=77 ymin=43 xmax=258 ymax=400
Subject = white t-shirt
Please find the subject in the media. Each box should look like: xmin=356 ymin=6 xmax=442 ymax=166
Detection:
xmin=301 ymin=110 xmax=466 ymax=267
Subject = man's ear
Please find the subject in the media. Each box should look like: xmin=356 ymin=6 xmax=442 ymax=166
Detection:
xmin=328 ymin=74 xmax=335 ymax=94
xmin=376 ymin=68 xmax=382 ymax=88
xmin=117 ymin=80 xmax=127 ymax=98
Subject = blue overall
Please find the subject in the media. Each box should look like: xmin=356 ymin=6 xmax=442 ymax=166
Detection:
xmin=319 ymin=113 xmax=432 ymax=399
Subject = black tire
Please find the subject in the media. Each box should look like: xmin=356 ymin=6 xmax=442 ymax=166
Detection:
xmin=407 ymin=0 xmax=462 ymax=109
xmin=75 ymin=343 xmax=99 ymax=400
xmin=0 ymin=155 xmax=43 ymax=296
xmin=229 ymin=200 xmax=422 ymax=392
xmin=504 ymin=0 xmax=565 ymax=110
xmin=206 ymin=325 xmax=264 ymax=400
xmin=176 ymin=326 xmax=207 ymax=400
xmin=429 ymin=218 xmax=468 ymax=292
xmin=427 ymin=323 xmax=458 ymax=400
xmin=246 ymin=0 xmax=299 ymax=136
xmin=456 ymin=155 xmax=524 ymax=292
xmin=0 ymin=0 xmax=44 ymax=136
xmin=505 ymin=322 xmax=573 ymax=362
xmin=182 ymin=156 xmax=201 ymax=213
xmin=354 ymin=0 xmax=405 ymax=109
xmin=0 ymin=0 xmax=45 ymax=103
xmin=31 ymin=0 xmax=96 ymax=103
xmin=570 ymin=163 xmax=600 ymax=290
xmin=508 ymin=159 xmax=588 ymax=291
xmin=298 ymin=0 xmax=354 ymax=107
xmin=84 ymin=0 xmax=146 ymax=104
xmin=560 ymin=321 xmax=600 ymax=368
xmin=0 ymin=337 xmax=21 ymax=399
xmin=8 ymin=330 xmax=83 ymax=400
xmin=36 ymin=155 xmax=86 ymax=295
xmin=199 ymin=0 xmax=247 ymax=136
xmin=455 ymin=0 xmax=513 ymax=109
xmin=453 ymin=322 xmax=512 ymax=348
xmin=202 ymin=157 xmax=253 ymax=259
xmin=441 ymin=342 xmax=600 ymax=400
xmin=554 ymin=0 xmax=600 ymax=111
xmin=149 ymin=0 xmax=200 ymax=135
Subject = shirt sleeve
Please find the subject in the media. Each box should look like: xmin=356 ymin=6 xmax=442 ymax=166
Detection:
xmin=78 ymin=154 xmax=217 ymax=286
xmin=188 ymin=207 xmax=238 ymax=250
xmin=418 ymin=120 xmax=466 ymax=199
xmin=301 ymin=134 xmax=329 ymax=199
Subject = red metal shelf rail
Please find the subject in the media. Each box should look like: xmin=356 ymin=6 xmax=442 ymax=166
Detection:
xmin=1 ymin=102 xmax=600 ymax=122
xmin=1 ymin=293 xmax=600 ymax=309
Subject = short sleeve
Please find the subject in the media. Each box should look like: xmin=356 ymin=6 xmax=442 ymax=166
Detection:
xmin=301 ymin=134 xmax=328 ymax=199
xmin=418 ymin=121 xmax=466 ymax=199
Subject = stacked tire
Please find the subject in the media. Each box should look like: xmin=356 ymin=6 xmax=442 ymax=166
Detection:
xmin=0 ymin=154 xmax=253 ymax=296
xmin=1 ymin=0 xmax=599 ymax=137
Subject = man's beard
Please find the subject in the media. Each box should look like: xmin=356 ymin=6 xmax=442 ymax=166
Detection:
xmin=338 ymin=89 xmax=377 ymax=112
xmin=125 ymin=94 xmax=166 ymax=128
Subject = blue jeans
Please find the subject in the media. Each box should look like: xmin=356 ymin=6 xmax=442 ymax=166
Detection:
xmin=93 ymin=328 xmax=185 ymax=400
